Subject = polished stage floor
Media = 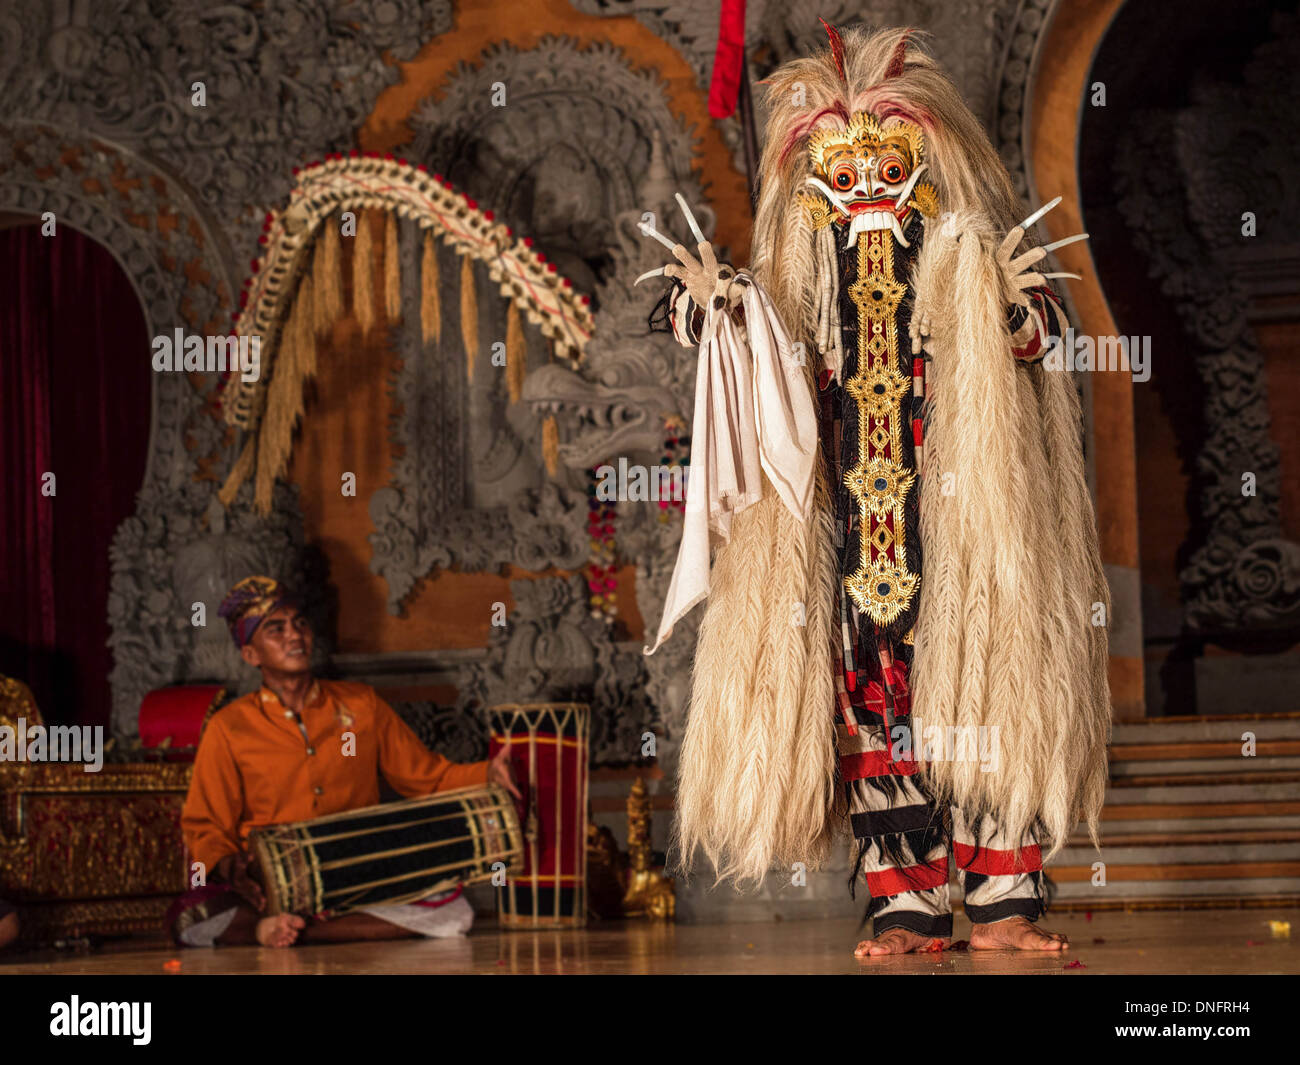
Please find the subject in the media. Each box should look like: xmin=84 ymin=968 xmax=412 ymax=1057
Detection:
xmin=3 ymin=908 xmax=1296 ymax=975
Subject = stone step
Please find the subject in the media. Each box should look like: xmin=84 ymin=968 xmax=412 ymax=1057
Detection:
xmin=1109 ymin=738 xmax=1300 ymax=760
xmin=1109 ymin=714 xmax=1300 ymax=745
xmin=1116 ymin=775 xmax=1300 ymax=791
xmin=1047 ymin=877 xmax=1300 ymax=901
xmin=1105 ymin=779 xmax=1300 ymax=803
xmin=1110 ymin=756 xmax=1300 ymax=778
xmin=1054 ymin=841 xmax=1300 ymax=866
xmin=1101 ymin=797 xmax=1300 ymax=820
xmin=1089 ymin=815 xmax=1300 ymax=835
xmin=1076 ymin=826 xmax=1300 ymax=845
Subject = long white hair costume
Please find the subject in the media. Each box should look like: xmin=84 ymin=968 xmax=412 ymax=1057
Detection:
xmin=672 ymin=25 xmax=1110 ymax=887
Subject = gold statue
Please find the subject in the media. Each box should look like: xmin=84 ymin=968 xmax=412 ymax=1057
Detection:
xmin=621 ymin=777 xmax=675 ymax=919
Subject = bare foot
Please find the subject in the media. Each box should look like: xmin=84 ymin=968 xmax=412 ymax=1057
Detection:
xmin=970 ymin=916 xmax=1067 ymax=951
xmin=854 ymin=927 xmax=948 ymax=957
xmin=256 ymin=913 xmax=306 ymax=948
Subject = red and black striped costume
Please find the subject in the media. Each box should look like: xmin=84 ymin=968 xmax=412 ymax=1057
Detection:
xmin=815 ymin=209 xmax=1062 ymax=936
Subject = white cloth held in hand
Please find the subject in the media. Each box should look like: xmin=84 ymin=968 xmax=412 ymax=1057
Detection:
xmin=644 ymin=273 xmax=817 ymax=655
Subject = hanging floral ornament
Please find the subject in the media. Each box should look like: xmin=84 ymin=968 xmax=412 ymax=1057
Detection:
xmin=585 ymin=462 xmax=618 ymax=622
xmin=657 ymin=414 xmax=690 ymax=523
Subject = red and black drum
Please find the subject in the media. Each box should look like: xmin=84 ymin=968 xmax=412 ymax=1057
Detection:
xmin=485 ymin=702 xmax=589 ymax=928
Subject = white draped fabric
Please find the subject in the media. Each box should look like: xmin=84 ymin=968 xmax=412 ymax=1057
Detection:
xmin=644 ymin=274 xmax=818 ymax=655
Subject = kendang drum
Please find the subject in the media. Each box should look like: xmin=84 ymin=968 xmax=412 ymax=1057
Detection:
xmin=249 ymin=784 xmax=522 ymax=916
xmin=486 ymin=702 xmax=589 ymax=928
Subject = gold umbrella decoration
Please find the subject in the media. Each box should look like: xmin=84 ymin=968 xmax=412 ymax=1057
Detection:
xmin=219 ymin=153 xmax=594 ymax=513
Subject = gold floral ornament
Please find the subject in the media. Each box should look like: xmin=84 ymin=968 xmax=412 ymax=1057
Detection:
xmin=846 ymin=559 xmax=921 ymax=628
xmin=844 ymin=456 xmax=915 ymax=517
xmin=848 ymin=271 xmax=907 ymax=319
xmin=846 ymin=365 xmax=911 ymax=419
xmin=799 ymin=189 xmax=837 ymax=230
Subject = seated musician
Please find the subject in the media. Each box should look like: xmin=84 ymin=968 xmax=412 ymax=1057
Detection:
xmin=168 ymin=575 xmax=520 ymax=949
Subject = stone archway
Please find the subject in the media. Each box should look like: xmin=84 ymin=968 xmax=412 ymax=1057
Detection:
xmin=0 ymin=123 xmax=319 ymax=734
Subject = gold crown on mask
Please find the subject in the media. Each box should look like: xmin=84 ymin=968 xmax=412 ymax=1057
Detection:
xmin=808 ymin=112 xmax=926 ymax=178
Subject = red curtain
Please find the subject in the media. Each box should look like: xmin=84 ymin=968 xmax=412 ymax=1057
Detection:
xmin=0 ymin=222 xmax=150 ymax=727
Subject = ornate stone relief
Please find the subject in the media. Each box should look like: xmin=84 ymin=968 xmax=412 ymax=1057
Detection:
xmin=568 ymin=1 xmax=1023 ymax=176
xmin=748 ymin=0 xmax=1015 ymax=123
xmin=519 ymin=136 xmax=711 ymax=764
xmin=991 ymin=0 xmax=1058 ymax=198
xmin=1114 ymin=13 xmax=1300 ymax=633
xmin=388 ymin=39 xmax=710 ymax=759
xmin=409 ymin=36 xmax=703 ymax=300
xmin=452 ymin=575 xmax=657 ymax=767
xmin=0 ymin=0 xmax=436 ymax=734
xmin=391 ymin=701 xmax=487 ymax=765
xmin=369 ymin=222 xmax=592 ymax=613
xmin=0 ymin=1 xmax=454 ymax=270
xmin=0 ymin=3 xmax=1053 ymax=750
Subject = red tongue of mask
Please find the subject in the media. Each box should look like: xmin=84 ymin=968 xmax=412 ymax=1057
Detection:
xmin=847 ymin=198 xmax=898 ymax=215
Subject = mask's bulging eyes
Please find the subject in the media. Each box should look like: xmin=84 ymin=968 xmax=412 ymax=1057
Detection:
xmin=831 ymin=161 xmax=858 ymax=191
xmin=879 ymin=155 xmax=909 ymax=185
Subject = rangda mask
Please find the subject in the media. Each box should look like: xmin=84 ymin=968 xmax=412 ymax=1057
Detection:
xmin=804 ymin=112 xmax=937 ymax=247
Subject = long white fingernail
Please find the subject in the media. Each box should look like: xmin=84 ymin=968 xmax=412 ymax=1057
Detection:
xmin=1018 ymin=195 xmax=1062 ymax=232
xmin=637 ymin=221 xmax=678 ymax=252
xmin=1042 ymin=232 xmax=1089 ymax=253
xmin=675 ymin=193 xmax=707 ymax=244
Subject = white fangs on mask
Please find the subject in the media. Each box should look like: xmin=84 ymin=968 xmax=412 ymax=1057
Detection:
xmin=808 ymin=162 xmax=930 ymax=249
xmin=845 ymin=208 xmax=911 ymax=249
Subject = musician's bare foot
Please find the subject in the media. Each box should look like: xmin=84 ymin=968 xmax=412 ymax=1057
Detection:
xmin=256 ymin=913 xmax=305 ymax=948
xmin=970 ymin=916 xmax=1067 ymax=951
xmin=854 ymin=928 xmax=947 ymax=957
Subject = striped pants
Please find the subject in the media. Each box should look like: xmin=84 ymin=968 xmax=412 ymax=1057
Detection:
xmin=839 ymin=723 xmax=1048 ymax=939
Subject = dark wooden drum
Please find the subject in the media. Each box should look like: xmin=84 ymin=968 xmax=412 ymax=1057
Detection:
xmin=249 ymin=785 xmax=523 ymax=916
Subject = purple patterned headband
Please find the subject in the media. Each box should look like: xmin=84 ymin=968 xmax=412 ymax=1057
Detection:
xmin=217 ymin=575 xmax=300 ymax=648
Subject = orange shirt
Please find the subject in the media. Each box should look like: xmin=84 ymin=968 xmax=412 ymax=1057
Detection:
xmin=181 ymin=679 xmax=489 ymax=871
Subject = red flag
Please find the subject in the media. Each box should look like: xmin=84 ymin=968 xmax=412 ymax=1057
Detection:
xmin=707 ymin=0 xmax=747 ymax=119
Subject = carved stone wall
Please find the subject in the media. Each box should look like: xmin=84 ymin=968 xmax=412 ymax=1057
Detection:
xmin=410 ymin=36 xmax=704 ymax=299
xmin=392 ymin=38 xmax=715 ymax=761
xmin=0 ymin=1 xmax=1052 ymax=755
xmin=453 ymin=576 xmax=657 ymax=766
xmin=0 ymin=1 xmax=454 ymax=271
xmin=1114 ymin=12 xmax=1300 ymax=635
xmin=569 ymin=1 xmax=1025 ymax=177
xmin=518 ymin=137 xmax=714 ymax=764
xmin=0 ymin=2 xmax=451 ymax=735
xmin=367 ymin=219 xmax=591 ymax=615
